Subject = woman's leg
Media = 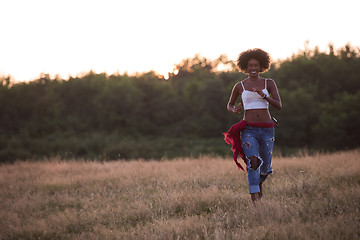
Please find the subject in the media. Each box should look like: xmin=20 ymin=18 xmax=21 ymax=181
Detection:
xmin=258 ymin=127 xmax=275 ymax=197
xmin=241 ymin=128 xmax=262 ymax=202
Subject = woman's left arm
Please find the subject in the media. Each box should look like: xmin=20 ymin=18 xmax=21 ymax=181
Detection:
xmin=266 ymin=79 xmax=282 ymax=110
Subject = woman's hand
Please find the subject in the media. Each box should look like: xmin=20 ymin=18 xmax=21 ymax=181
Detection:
xmin=230 ymin=103 xmax=242 ymax=113
xmin=252 ymin=88 xmax=266 ymax=98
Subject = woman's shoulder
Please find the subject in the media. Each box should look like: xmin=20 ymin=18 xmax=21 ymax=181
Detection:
xmin=234 ymin=79 xmax=245 ymax=87
xmin=264 ymin=78 xmax=279 ymax=92
xmin=236 ymin=78 xmax=249 ymax=86
xmin=265 ymin=78 xmax=276 ymax=85
xmin=233 ymin=80 xmax=246 ymax=93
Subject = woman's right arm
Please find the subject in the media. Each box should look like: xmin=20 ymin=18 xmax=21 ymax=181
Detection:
xmin=227 ymin=83 xmax=242 ymax=113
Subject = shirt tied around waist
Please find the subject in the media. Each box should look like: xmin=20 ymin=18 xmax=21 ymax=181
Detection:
xmin=223 ymin=120 xmax=275 ymax=171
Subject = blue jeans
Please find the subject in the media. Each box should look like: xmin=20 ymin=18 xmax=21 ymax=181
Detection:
xmin=240 ymin=125 xmax=275 ymax=194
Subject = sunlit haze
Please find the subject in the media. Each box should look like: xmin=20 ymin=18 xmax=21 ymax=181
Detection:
xmin=1 ymin=0 xmax=359 ymax=82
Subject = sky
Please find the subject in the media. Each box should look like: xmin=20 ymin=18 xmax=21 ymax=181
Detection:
xmin=1 ymin=0 xmax=359 ymax=82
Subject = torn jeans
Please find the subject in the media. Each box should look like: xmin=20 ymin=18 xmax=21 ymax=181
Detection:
xmin=240 ymin=125 xmax=275 ymax=194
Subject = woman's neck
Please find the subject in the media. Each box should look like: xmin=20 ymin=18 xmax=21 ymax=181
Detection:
xmin=249 ymin=76 xmax=260 ymax=81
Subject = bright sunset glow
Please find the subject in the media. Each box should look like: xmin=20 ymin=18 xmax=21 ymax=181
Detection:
xmin=0 ymin=0 xmax=359 ymax=82
xmin=161 ymin=72 xmax=170 ymax=80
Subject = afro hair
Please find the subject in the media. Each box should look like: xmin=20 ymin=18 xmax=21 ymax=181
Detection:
xmin=237 ymin=48 xmax=271 ymax=73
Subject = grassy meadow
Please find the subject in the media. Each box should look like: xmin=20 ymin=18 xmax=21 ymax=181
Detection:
xmin=0 ymin=150 xmax=359 ymax=240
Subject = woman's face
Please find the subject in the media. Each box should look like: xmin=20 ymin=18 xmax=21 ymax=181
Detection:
xmin=247 ymin=59 xmax=260 ymax=77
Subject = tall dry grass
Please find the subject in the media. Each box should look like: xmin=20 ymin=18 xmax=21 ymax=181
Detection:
xmin=0 ymin=150 xmax=359 ymax=239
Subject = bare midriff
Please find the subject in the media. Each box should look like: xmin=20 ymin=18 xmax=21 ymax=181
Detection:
xmin=243 ymin=109 xmax=271 ymax=123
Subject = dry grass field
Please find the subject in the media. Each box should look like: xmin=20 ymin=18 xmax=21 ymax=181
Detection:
xmin=0 ymin=150 xmax=359 ymax=240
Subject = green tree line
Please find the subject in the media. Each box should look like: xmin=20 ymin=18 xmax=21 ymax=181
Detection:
xmin=1 ymin=44 xmax=359 ymax=162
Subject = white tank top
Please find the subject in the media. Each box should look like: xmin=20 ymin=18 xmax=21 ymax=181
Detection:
xmin=241 ymin=79 xmax=270 ymax=110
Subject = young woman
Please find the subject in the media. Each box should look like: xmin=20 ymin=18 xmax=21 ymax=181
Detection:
xmin=225 ymin=48 xmax=282 ymax=203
